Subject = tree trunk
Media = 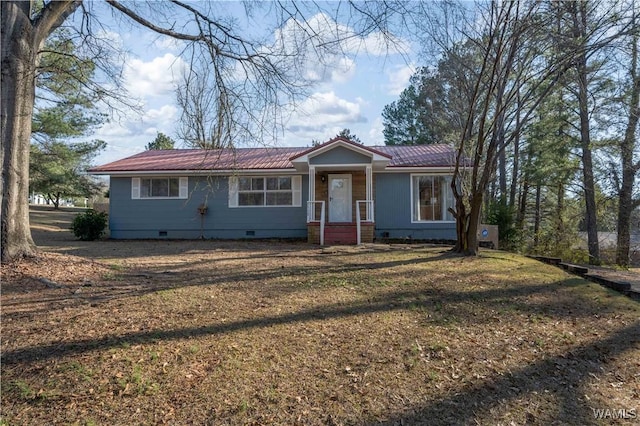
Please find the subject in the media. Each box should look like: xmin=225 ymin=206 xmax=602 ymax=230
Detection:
xmin=516 ymin=148 xmax=532 ymax=230
xmin=1 ymin=0 xmax=79 ymax=261
xmin=573 ymin=2 xmax=600 ymax=265
xmin=465 ymin=196 xmax=483 ymax=255
xmin=555 ymin=181 xmax=565 ymax=248
xmin=48 ymin=193 xmax=61 ymax=209
xmin=533 ymin=182 xmax=542 ymax=248
xmin=498 ymin=127 xmax=507 ymax=205
xmin=616 ymin=22 xmax=639 ymax=267
xmin=578 ymin=83 xmax=600 ymax=264
xmin=509 ymin=93 xmax=521 ymax=210
xmin=1 ymin=2 xmax=38 ymax=261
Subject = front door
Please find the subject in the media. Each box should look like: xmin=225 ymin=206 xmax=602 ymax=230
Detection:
xmin=328 ymin=174 xmax=352 ymax=222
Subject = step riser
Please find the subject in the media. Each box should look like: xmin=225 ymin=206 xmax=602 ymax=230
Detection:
xmin=324 ymin=224 xmax=357 ymax=244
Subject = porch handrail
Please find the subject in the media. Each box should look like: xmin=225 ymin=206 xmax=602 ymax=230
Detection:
xmin=307 ymin=200 xmax=325 ymax=246
xmin=356 ymin=200 xmax=374 ymax=245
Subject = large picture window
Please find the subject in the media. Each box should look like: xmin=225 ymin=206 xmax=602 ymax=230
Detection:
xmin=131 ymin=177 xmax=188 ymax=199
xmin=412 ymin=175 xmax=454 ymax=222
xmin=229 ymin=176 xmax=301 ymax=207
xmin=141 ymin=178 xmax=179 ymax=198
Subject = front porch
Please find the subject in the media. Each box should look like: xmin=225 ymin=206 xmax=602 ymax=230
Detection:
xmin=289 ymin=137 xmax=391 ymax=245
xmin=306 ymin=168 xmax=375 ymax=245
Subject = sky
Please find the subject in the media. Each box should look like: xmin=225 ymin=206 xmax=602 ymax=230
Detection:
xmin=76 ymin=2 xmax=418 ymax=166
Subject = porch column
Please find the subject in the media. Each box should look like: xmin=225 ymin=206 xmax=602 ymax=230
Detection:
xmin=365 ymin=165 xmax=373 ymax=221
xmin=308 ymin=166 xmax=315 ymax=221
xmin=309 ymin=166 xmax=315 ymax=203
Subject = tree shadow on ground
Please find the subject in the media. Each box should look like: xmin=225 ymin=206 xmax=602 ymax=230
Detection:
xmin=1 ymin=251 xmax=591 ymax=324
xmin=371 ymin=321 xmax=640 ymax=425
xmin=1 ymin=276 xmax=626 ymax=367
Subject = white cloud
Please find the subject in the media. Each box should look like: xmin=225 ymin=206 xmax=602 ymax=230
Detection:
xmin=143 ymin=104 xmax=178 ymax=123
xmin=344 ymin=31 xmax=411 ymax=57
xmin=368 ymin=116 xmax=385 ymax=145
xmin=93 ymin=103 xmax=179 ymax=164
xmin=96 ymin=30 xmax=124 ymax=49
xmin=330 ymin=57 xmax=357 ymax=83
xmin=153 ymin=36 xmax=185 ymax=52
xmin=269 ymin=12 xmax=409 ymax=87
xmin=386 ymin=63 xmax=416 ymax=96
xmin=124 ymin=53 xmax=186 ymax=98
xmin=286 ymin=91 xmax=367 ymax=139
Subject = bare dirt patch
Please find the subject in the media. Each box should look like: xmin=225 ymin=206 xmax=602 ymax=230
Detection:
xmin=1 ymin=207 xmax=639 ymax=425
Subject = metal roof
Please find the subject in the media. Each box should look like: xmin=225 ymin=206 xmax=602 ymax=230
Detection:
xmin=89 ymin=144 xmax=458 ymax=173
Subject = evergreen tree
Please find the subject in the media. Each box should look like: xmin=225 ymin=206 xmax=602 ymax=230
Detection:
xmin=30 ymin=140 xmax=106 ymax=209
xmin=146 ymin=132 xmax=176 ymax=150
xmin=382 ymin=43 xmax=478 ymax=146
xmin=28 ymin=27 xmax=107 ymax=210
xmin=336 ymin=128 xmax=362 ymax=144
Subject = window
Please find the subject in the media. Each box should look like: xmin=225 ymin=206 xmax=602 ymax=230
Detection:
xmin=229 ymin=176 xmax=301 ymax=207
xmin=131 ymin=177 xmax=188 ymax=199
xmin=411 ymin=175 xmax=454 ymax=222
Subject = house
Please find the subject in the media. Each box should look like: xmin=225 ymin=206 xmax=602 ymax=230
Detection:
xmin=88 ymin=137 xmax=459 ymax=245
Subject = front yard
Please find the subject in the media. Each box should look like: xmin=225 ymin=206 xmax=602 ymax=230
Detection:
xmin=1 ymin=208 xmax=638 ymax=425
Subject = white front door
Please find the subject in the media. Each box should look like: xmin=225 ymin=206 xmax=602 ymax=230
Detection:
xmin=328 ymin=174 xmax=352 ymax=222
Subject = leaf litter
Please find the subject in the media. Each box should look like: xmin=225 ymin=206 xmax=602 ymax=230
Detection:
xmin=0 ymin=208 xmax=638 ymax=425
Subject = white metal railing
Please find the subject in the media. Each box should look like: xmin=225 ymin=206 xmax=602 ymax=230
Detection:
xmin=356 ymin=200 xmax=374 ymax=245
xmin=307 ymin=200 xmax=325 ymax=246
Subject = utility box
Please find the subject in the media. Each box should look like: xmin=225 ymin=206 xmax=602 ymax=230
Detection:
xmin=477 ymin=224 xmax=499 ymax=249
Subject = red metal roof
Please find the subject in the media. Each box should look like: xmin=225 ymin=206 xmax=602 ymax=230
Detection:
xmin=376 ymin=145 xmax=457 ymax=167
xmin=89 ymin=144 xmax=458 ymax=173
xmin=289 ymin=136 xmax=392 ymax=160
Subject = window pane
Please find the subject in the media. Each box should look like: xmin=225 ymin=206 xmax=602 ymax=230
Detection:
xmin=432 ymin=177 xmax=442 ymax=220
xmin=266 ymin=192 xmax=292 ymax=205
xmin=443 ymin=176 xmax=454 ymax=221
xmin=421 ymin=177 xmax=434 ymax=221
xmin=239 ymin=193 xmax=264 ymax=206
xmin=413 ymin=175 xmax=455 ymax=221
xmin=278 ymin=177 xmax=291 ymax=190
xmin=266 ymin=177 xmax=278 ymax=190
xmin=239 ymin=177 xmax=251 ymax=191
xmin=141 ymin=179 xmax=151 ymax=198
xmin=151 ymin=179 xmax=169 ymax=197
xmin=169 ymin=178 xmax=179 ymax=197
xmin=252 ymin=178 xmax=264 ymax=190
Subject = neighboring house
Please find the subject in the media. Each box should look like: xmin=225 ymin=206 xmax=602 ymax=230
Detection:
xmin=88 ymin=137 xmax=459 ymax=245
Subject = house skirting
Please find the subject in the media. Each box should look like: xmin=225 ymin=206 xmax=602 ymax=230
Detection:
xmin=307 ymin=222 xmax=374 ymax=245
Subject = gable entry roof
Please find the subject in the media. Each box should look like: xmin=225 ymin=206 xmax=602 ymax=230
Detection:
xmin=88 ymin=137 xmax=458 ymax=174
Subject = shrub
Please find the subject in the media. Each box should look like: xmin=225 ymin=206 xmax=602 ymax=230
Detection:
xmin=71 ymin=209 xmax=108 ymax=241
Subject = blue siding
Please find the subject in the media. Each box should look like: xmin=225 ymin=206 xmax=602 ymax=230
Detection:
xmin=310 ymin=147 xmax=371 ymax=165
xmin=374 ymin=173 xmax=456 ymax=240
xmin=108 ymin=172 xmax=455 ymax=242
xmin=109 ymin=176 xmax=308 ymax=239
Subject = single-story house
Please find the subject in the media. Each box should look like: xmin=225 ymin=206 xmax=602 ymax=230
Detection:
xmin=88 ymin=137 xmax=459 ymax=245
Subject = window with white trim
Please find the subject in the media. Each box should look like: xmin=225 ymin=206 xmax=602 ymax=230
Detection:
xmin=131 ymin=177 xmax=188 ymax=199
xmin=411 ymin=175 xmax=454 ymax=221
xmin=229 ymin=176 xmax=301 ymax=207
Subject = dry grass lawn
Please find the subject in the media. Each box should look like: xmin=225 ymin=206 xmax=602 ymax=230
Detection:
xmin=1 ymin=207 xmax=639 ymax=425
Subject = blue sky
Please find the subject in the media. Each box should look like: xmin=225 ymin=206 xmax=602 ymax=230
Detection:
xmin=80 ymin=2 xmax=417 ymax=165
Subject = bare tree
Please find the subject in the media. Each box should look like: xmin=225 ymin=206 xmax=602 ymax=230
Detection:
xmin=391 ymin=0 xmax=637 ymax=256
xmin=615 ymin=9 xmax=640 ymax=266
xmin=176 ymin=58 xmax=230 ymax=149
xmin=446 ymin=1 xmax=577 ymax=255
xmin=1 ymin=0 xmax=400 ymax=261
